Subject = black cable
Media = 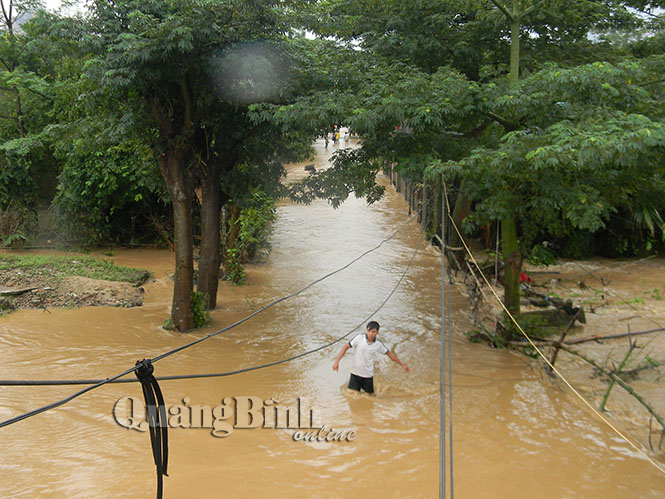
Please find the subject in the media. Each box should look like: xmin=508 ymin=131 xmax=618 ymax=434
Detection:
xmin=0 ymin=232 xmax=425 ymax=388
xmin=0 ymin=365 xmax=138 ymax=428
xmin=135 ymin=359 xmax=168 ymax=499
xmin=0 ymin=207 xmax=428 ymax=426
xmin=151 ymin=208 xmax=420 ymax=364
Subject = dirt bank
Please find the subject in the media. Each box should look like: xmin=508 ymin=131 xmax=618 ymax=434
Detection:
xmin=465 ymin=255 xmax=665 ymax=452
xmin=0 ymin=266 xmax=147 ymax=311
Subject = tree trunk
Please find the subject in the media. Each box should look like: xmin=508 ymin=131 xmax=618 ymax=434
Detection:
xmin=500 ymin=0 xmax=523 ymax=322
xmin=501 ymin=213 xmax=521 ymax=320
xmin=197 ymin=163 xmax=225 ymax=310
xmin=448 ymin=180 xmax=471 ymax=270
xmin=509 ymin=6 xmax=521 ymax=85
xmin=160 ymin=150 xmax=195 ymax=331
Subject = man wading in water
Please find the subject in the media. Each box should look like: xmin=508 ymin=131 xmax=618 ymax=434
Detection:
xmin=332 ymin=321 xmax=410 ymax=393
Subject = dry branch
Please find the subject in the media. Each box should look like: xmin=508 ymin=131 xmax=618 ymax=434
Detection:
xmin=557 ymin=345 xmax=665 ymax=431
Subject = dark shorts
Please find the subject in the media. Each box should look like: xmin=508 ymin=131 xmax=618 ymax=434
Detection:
xmin=348 ymin=373 xmax=374 ymax=394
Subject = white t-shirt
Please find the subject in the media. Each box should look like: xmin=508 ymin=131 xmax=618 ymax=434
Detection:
xmin=348 ymin=333 xmax=389 ymax=378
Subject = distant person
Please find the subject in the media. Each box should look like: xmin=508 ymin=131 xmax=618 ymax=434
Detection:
xmin=332 ymin=321 xmax=410 ymax=394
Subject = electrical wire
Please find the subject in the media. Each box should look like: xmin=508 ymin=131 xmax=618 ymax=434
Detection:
xmin=444 ymin=183 xmax=454 ymax=499
xmin=441 ymin=182 xmax=665 ymax=476
xmin=0 ymin=207 xmax=427 ymax=427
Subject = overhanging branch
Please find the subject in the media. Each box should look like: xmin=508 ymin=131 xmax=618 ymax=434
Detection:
xmin=482 ymin=110 xmax=517 ymax=130
xmin=488 ymin=0 xmax=514 ymax=22
xmin=523 ymin=0 xmax=545 ymax=18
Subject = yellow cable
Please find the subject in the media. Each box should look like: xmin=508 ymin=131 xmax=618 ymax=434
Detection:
xmin=441 ymin=182 xmax=665 ymax=476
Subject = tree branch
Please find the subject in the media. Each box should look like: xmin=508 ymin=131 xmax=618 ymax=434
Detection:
xmin=482 ymin=110 xmax=517 ymax=130
xmin=566 ymin=327 xmax=665 ymax=345
xmin=547 ymin=309 xmax=580 ymax=372
xmin=149 ymin=92 xmax=173 ymax=137
xmin=523 ymin=0 xmax=546 ymax=18
xmin=559 ymin=345 xmax=665 ymax=430
xmin=23 ymin=86 xmax=53 ymax=102
xmin=509 ymin=327 xmax=665 ymax=346
xmin=0 ymin=56 xmax=12 ymax=72
xmin=634 ymin=8 xmax=664 ymax=19
xmin=639 ymin=77 xmax=665 ymax=87
xmin=462 ymin=121 xmax=490 ymax=139
xmin=599 ymin=340 xmax=635 ymax=411
xmin=488 ymin=0 xmax=514 ymax=22
xmin=1 ymin=0 xmax=11 ymax=27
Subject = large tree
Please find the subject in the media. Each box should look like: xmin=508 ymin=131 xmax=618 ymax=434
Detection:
xmin=451 ymin=0 xmax=665 ymax=318
xmin=296 ymin=0 xmax=665 ymax=325
xmin=84 ymin=0 xmax=313 ymax=329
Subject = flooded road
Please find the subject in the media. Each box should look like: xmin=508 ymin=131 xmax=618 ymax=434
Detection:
xmin=1 ymin=139 xmax=664 ymax=497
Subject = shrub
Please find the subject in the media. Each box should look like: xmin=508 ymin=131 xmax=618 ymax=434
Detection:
xmin=0 ymin=199 xmax=37 ymax=248
xmin=52 ymin=141 xmax=169 ymax=246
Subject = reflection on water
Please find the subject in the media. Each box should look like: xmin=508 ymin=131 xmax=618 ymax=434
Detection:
xmin=1 ymin=139 xmax=664 ymax=497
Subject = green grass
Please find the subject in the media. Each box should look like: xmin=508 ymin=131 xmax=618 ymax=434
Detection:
xmin=514 ymin=310 xmax=578 ymax=338
xmin=0 ymin=253 xmax=151 ymax=285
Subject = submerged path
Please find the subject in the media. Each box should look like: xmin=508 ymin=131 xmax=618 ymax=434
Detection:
xmin=0 ymin=139 xmax=663 ymax=497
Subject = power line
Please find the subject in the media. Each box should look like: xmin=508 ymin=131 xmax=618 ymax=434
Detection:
xmin=444 ymin=182 xmax=454 ymax=499
xmin=439 ymin=178 xmax=448 ymax=499
xmin=0 ymin=229 xmax=420 ymax=387
xmin=442 ymin=183 xmax=665 ymax=477
xmin=0 ymin=210 xmax=426 ymax=427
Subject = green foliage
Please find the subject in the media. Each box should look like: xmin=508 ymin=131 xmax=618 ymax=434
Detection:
xmin=287 ymin=148 xmax=386 ymax=207
xmin=620 ymin=296 xmax=646 ymax=305
xmin=643 ymin=356 xmax=660 ymax=368
xmin=0 ymin=8 xmax=69 ymax=217
xmin=224 ymin=190 xmax=277 ymax=285
xmin=51 ymin=138 xmax=169 ymax=246
xmin=225 ymin=247 xmax=246 ymax=285
xmin=466 ymin=323 xmax=511 ymax=349
xmin=300 ymin=0 xmax=665 ymax=265
xmin=191 ymin=291 xmax=210 ymax=328
xmin=0 ymin=145 xmax=36 ymax=209
xmin=1 ymin=230 xmax=27 ymax=248
xmin=236 ymin=190 xmax=277 ymax=261
xmin=528 ymin=243 xmax=557 ymax=266
xmin=514 ymin=310 xmax=577 ymax=338
xmin=0 ymin=198 xmax=36 ymax=247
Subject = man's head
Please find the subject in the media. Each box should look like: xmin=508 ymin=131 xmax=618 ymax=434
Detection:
xmin=366 ymin=321 xmax=380 ymax=342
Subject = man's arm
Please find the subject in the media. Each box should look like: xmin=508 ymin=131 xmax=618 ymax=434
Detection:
xmin=387 ymin=351 xmax=410 ymax=373
xmin=332 ymin=343 xmax=351 ymax=371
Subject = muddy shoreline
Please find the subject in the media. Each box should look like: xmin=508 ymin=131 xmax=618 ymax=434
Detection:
xmin=0 ymin=266 xmax=147 ymax=311
xmin=465 ymin=255 xmax=665 ymax=453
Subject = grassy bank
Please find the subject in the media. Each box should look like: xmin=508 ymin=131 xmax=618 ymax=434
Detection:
xmin=0 ymin=253 xmax=151 ymax=286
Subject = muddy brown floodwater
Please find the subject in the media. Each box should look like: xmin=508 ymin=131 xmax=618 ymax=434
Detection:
xmin=1 ymin=139 xmax=665 ymax=498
